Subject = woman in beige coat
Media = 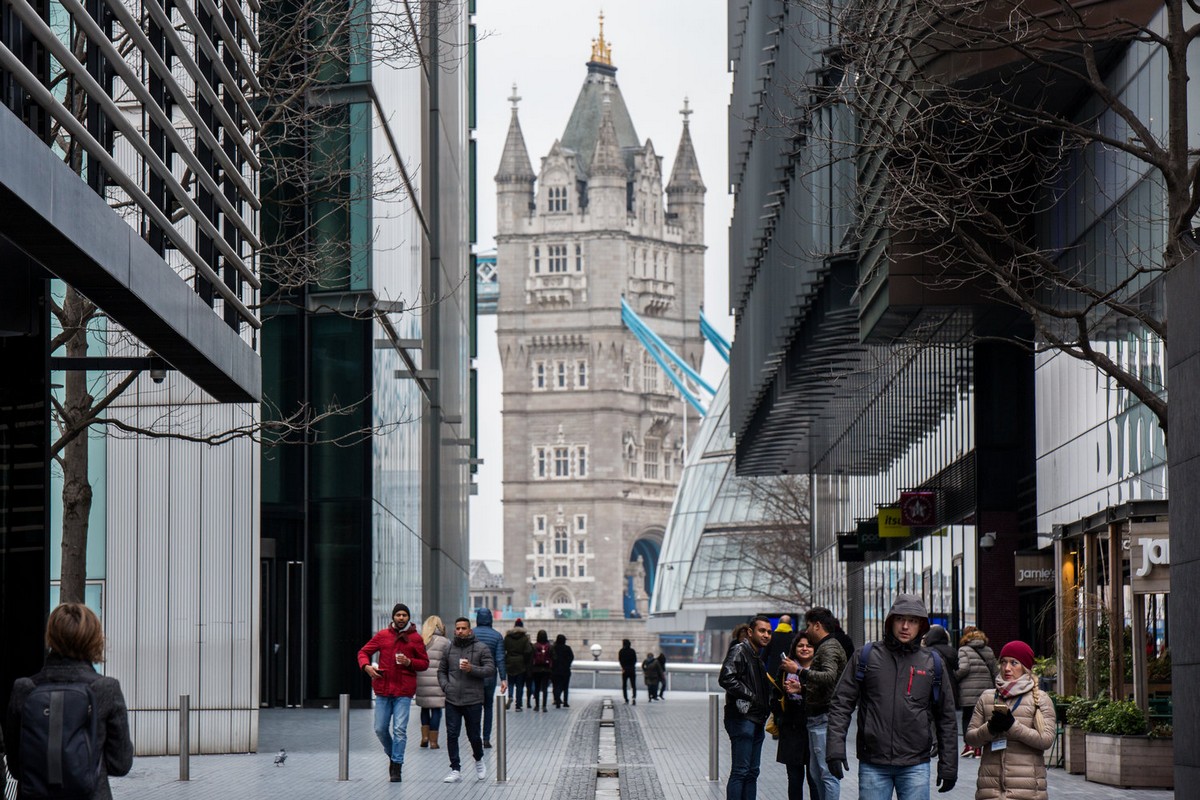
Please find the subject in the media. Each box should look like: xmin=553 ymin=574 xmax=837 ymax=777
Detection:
xmin=415 ymin=615 xmax=451 ymax=749
xmin=964 ymin=640 xmax=1056 ymax=800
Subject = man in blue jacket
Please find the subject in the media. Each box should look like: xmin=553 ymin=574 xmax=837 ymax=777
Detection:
xmin=473 ymin=608 xmax=507 ymax=747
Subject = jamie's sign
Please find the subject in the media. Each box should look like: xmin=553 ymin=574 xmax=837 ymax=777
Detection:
xmin=1014 ymin=553 xmax=1055 ymax=587
xmin=1129 ymin=522 xmax=1170 ymax=594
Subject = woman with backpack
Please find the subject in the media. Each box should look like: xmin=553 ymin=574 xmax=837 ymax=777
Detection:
xmin=5 ymin=603 xmax=133 ymax=800
xmin=956 ymin=625 xmax=998 ymax=758
xmin=416 ymin=615 xmax=450 ymax=749
xmin=529 ymin=630 xmax=553 ymax=712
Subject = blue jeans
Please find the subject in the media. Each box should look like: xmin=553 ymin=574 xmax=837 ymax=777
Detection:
xmin=420 ymin=706 xmax=443 ymax=730
xmin=724 ymin=715 xmax=765 ymax=800
xmin=858 ymin=761 xmax=930 ymax=800
xmin=807 ymin=713 xmax=840 ymax=800
xmin=373 ymin=695 xmax=412 ymax=764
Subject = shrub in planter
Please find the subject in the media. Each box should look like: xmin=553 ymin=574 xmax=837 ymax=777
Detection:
xmin=1081 ymin=700 xmax=1148 ymax=735
xmin=1066 ymin=697 xmax=1106 ymax=728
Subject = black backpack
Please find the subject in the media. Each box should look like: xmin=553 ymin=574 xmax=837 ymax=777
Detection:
xmin=19 ymin=677 xmax=102 ymax=799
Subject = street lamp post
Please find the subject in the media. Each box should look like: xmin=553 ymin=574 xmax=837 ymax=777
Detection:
xmin=591 ymin=643 xmax=602 ymax=661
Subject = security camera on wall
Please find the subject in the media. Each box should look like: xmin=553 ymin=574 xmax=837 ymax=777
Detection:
xmin=979 ymin=531 xmax=997 ymax=551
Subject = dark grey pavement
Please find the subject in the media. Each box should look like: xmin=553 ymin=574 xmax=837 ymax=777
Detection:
xmin=107 ymin=690 xmax=1173 ymax=799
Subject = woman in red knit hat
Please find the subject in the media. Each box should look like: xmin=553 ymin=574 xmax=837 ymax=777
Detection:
xmin=963 ymin=640 xmax=1056 ymax=799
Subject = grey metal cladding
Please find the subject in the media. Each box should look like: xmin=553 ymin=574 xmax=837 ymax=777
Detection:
xmin=0 ymin=103 xmax=260 ymax=402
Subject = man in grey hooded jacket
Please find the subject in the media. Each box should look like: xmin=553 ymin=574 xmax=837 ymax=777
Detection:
xmin=826 ymin=594 xmax=958 ymax=800
xmin=438 ymin=617 xmax=496 ymax=783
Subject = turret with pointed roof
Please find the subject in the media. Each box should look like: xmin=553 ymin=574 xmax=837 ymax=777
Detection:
xmin=666 ymin=98 xmax=706 ymax=246
xmin=496 ymin=84 xmax=536 ymax=234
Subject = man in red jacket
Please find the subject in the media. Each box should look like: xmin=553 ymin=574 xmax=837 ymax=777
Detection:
xmin=358 ymin=603 xmax=430 ymax=782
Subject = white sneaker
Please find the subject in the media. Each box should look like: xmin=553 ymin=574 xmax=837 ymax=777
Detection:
xmin=475 ymin=760 xmax=486 ymax=781
xmin=442 ymin=770 xmax=462 ymax=783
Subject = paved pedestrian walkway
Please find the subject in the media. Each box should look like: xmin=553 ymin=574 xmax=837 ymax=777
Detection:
xmin=108 ymin=690 xmax=1173 ymax=799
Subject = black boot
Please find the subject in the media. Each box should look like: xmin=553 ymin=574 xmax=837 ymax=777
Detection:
xmin=390 ymin=761 xmax=402 ymax=782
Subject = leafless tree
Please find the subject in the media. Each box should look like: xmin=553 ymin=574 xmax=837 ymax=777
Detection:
xmin=775 ymin=0 xmax=1190 ymax=436
xmin=732 ymin=475 xmax=813 ymax=606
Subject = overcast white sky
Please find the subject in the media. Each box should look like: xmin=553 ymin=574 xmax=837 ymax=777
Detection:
xmin=469 ymin=1 xmax=732 ymax=561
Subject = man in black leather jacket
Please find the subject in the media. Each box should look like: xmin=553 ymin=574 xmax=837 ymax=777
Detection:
xmin=718 ymin=615 xmax=773 ymax=800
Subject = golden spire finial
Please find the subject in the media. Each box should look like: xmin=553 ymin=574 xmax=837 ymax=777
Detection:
xmin=591 ymin=11 xmax=613 ymax=66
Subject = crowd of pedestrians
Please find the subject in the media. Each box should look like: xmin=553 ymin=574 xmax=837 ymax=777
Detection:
xmin=720 ymin=597 xmax=1056 ymax=800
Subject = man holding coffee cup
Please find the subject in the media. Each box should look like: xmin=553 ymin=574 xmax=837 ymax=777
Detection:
xmin=357 ymin=602 xmax=430 ymax=783
xmin=438 ymin=616 xmax=497 ymax=783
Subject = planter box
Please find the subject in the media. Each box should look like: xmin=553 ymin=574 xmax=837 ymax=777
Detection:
xmin=1084 ymin=733 xmax=1173 ymax=789
xmin=1063 ymin=726 xmax=1086 ymax=774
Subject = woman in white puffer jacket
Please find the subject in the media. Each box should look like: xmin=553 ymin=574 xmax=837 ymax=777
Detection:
xmin=415 ymin=615 xmax=451 ymax=749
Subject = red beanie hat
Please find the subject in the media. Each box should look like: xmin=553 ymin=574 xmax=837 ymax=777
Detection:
xmin=999 ymin=641 xmax=1035 ymax=671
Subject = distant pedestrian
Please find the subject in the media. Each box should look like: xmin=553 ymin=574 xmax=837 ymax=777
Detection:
xmin=963 ymin=641 xmax=1055 ymax=800
xmin=416 ymin=615 xmax=450 ymax=750
xmin=503 ymin=619 xmax=533 ymax=711
xmin=529 ymin=630 xmax=553 ymax=711
xmin=656 ymin=652 xmax=668 ymax=699
xmin=642 ymin=652 xmax=664 ymax=700
xmin=764 ymin=614 xmax=795 ymax=674
xmin=923 ymin=624 xmax=960 ymax=756
xmin=551 ymin=634 xmax=575 ymax=708
xmin=827 ymin=594 xmax=958 ymax=800
xmin=473 ymin=609 xmax=507 ymax=747
xmin=955 ymin=626 xmax=997 ymax=759
xmin=808 ymin=606 xmax=854 ymax=662
xmin=4 ymin=603 xmax=133 ymax=800
xmin=438 ymin=617 xmax=496 ymax=783
xmin=358 ymin=602 xmax=430 ymax=782
xmin=776 ymin=631 xmax=816 ymax=800
xmin=719 ymin=615 xmax=773 ymax=800
xmin=618 ymin=639 xmax=638 ymax=705
xmin=799 ymin=607 xmax=849 ymax=800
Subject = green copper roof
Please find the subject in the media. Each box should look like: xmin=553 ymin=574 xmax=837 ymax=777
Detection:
xmin=560 ymin=63 xmax=640 ymax=176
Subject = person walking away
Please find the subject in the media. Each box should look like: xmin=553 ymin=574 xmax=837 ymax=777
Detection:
xmin=358 ymin=602 xmax=430 ymax=782
xmin=656 ymin=652 xmax=668 ymax=699
xmin=826 ymin=594 xmax=958 ymax=800
xmin=963 ymin=641 xmax=1055 ymax=800
xmin=473 ymin=608 xmax=507 ymax=746
xmin=4 ymin=603 xmax=133 ymax=800
xmin=416 ymin=615 xmax=450 ymax=749
xmin=776 ymin=632 xmax=815 ymax=800
xmin=438 ymin=617 xmax=496 ymax=783
xmin=503 ymin=619 xmax=532 ymax=711
xmin=642 ymin=652 xmax=664 ymax=701
xmin=618 ymin=639 xmax=638 ymax=705
xmin=764 ymin=614 xmax=794 ymax=674
xmin=530 ymin=630 xmax=553 ymax=711
xmin=798 ymin=607 xmax=849 ymax=800
xmin=551 ymin=634 xmax=575 ymax=708
xmin=955 ymin=626 xmax=997 ymax=758
xmin=719 ymin=615 xmax=773 ymax=800
xmin=922 ymin=625 xmax=960 ymax=756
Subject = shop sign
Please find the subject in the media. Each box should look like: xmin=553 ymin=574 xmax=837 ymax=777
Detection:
xmin=900 ymin=491 xmax=937 ymax=526
xmin=878 ymin=507 xmax=911 ymax=538
xmin=1129 ymin=522 xmax=1170 ymax=594
xmin=837 ymin=533 xmax=864 ymax=562
xmin=1014 ymin=553 xmax=1055 ymax=587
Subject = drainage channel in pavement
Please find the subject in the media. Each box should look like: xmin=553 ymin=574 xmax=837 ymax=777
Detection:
xmin=596 ymin=698 xmax=619 ymax=799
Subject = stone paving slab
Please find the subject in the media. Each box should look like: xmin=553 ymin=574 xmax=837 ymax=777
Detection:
xmin=100 ymin=689 xmax=1172 ymax=799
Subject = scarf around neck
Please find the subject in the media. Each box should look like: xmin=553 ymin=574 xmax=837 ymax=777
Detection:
xmin=995 ymin=672 xmax=1034 ymax=699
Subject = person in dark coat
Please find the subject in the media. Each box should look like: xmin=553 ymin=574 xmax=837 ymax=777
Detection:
xmin=503 ymin=619 xmax=533 ymax=711
xmin=641 ymin=653 xmax=664 ymax=700
xmin=5 ymin=603 xmax=133 ymax=800
xmin=618 ymin=640 xmax=638 ymax=705
xmin=551 ymin=634 xmax=575 ymax=708
xmin=529 ymin=630 xmax=553 ymax=711
xmin=656 ymin=652 xmax=668 ymax=699
xmin=472 ymin=608 xmax=507 ymax=747
xmin=776 ymin=632 xmax=815 ymax=800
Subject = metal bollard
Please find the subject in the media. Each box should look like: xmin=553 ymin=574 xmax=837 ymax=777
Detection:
xmin=179 ymin=694 xmax=190 ymax=781
xmin=708 ymin=693 xmax=720 ymax=782
xmin=495 ymin=694 xmax=507 ymax=782
xmin=338 ymin=693 xmax=350 ymax=781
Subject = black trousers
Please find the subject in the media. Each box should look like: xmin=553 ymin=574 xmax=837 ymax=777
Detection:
xmin=786 ymin=763 xmax=806 ymax=800
xmin=622 ymin=670 xmax=637 ymax=701
xmin=552 ymin=674 xmax=571 ymax=706
xmin=527 ymin=673 xmax=549 ymax=707
xmin=444 ymin=702 xmax=483 ymax=771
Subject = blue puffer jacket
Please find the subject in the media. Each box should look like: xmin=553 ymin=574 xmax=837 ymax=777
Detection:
xmin=474 ymin=609 xmax=507 ymax=681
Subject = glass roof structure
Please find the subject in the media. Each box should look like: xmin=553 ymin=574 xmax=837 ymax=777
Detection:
xmin=650 ymin=372 xmax=808 ymax=632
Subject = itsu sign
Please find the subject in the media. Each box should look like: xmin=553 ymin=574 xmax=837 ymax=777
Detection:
xmin=1129 ymin=522 xmax=1170 ymax=595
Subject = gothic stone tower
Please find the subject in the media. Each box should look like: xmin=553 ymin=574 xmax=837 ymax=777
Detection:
xmin=495 ymin=25 xmax=705 ymax=618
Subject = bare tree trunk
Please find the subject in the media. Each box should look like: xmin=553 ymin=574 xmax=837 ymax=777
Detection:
xmin=59 ymin=286 xmax=95 ymax=605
